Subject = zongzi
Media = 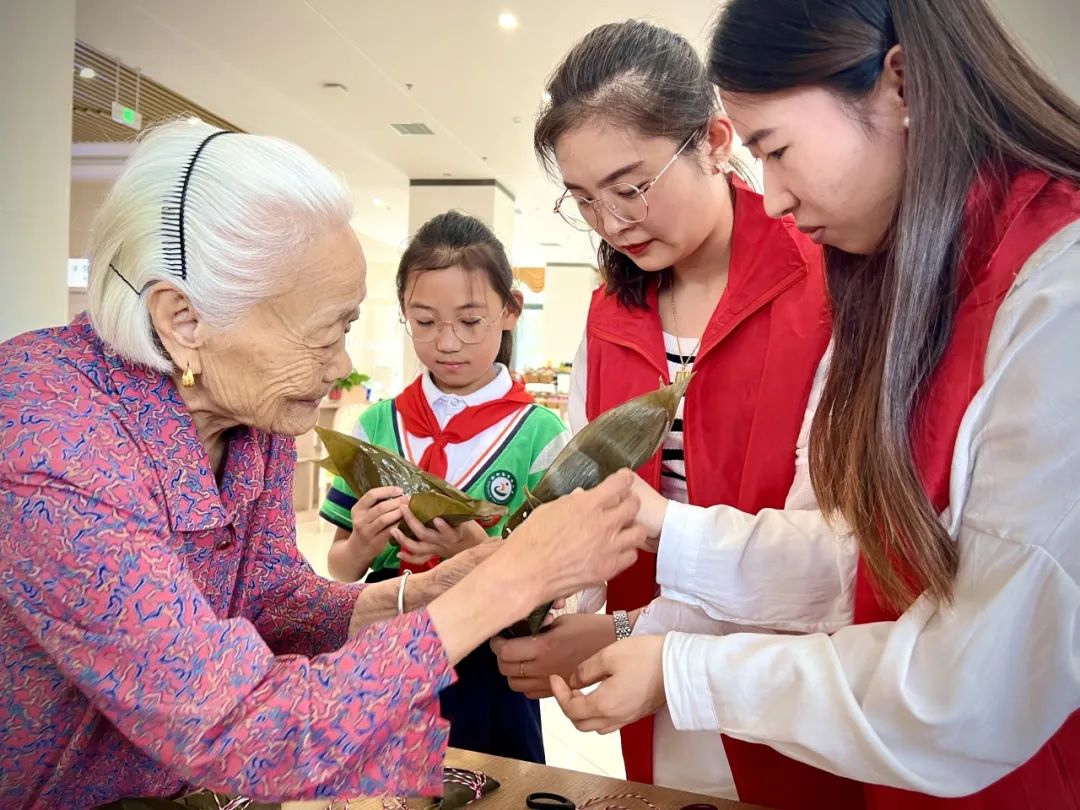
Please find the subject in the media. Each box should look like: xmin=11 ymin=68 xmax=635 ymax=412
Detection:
xmin=315 ymin=426 xmax=506 ymax=540
xmin=438 ymin=768 xmax=500 ymax=810
xmin=498 ymin=374 xmax=693 ymax=638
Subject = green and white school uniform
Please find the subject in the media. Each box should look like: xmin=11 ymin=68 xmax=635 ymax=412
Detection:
xmin=320 ymin=364 xmax=569 ymax=576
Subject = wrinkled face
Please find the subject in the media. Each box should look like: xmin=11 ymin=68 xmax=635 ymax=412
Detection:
xmin=196 ymin=224 xmax=366 ymax=436
xmin=401 ymin=264 xmax=519 ymax=395
xmin=554 ymin=122 xmax=723 ymax=271
xmin=723 ymin=86 xmax=907 ymax=254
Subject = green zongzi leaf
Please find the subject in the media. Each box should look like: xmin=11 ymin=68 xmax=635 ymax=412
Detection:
xmin=498 ymin=375 xmax=693 ymax=637
xmin=315 ymin=426 xmax=506 ymax=539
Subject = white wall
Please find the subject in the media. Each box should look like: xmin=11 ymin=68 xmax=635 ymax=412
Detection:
xmin=992 ymin=0 xmax=1080 ymax=101
xmin=69 ymin=179 xmax=111 ymax=259
xmin=407 ymin=184 xmax=515 ymax=245
xmin=67 ymin=179 xmax=112 ymax=320
xmin=538 ymin=263 xmax=598 ymax=367
xmin=350 ymin=230 xmax=405 ymax=400
xmin=0 ymin=1 xmax=75 ymax=341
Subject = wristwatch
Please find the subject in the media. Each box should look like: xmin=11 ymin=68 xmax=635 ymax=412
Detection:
xmin=612 ymin=609 xmax=632 ymax=641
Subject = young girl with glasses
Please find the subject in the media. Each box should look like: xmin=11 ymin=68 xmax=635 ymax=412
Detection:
xmin=490 ymin=19 xmax=832 ymax=792
xmin=320 ymin=210 xmax=569 ymax=763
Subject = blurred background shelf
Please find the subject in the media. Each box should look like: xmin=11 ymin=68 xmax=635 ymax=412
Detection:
xmin=292 ymin=388 xmax=369 ymax=516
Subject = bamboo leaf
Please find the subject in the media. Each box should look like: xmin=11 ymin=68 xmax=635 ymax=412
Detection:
xmin=315 ymin=426 xmax=506 ymax=539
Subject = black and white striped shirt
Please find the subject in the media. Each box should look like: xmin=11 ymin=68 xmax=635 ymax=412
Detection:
xmin=661 ymin=332 xmax=696 ymax=503
xmin=569 ymin=332 xmax=697 ymax=503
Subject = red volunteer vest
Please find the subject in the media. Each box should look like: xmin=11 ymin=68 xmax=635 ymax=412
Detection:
xmin=585 ymin=182 xmax=832 ymax=783
xmin=724 ymin=170 xmax=1080 ymax=809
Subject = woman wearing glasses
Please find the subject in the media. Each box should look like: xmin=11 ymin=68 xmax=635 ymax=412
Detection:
xmin=490 ymin=19 xmax=830 ymax=790
xmin=320 ymin=210 xmax=570 ymax=764
xmin=553 ymin=0 xmax=1080 ymax=807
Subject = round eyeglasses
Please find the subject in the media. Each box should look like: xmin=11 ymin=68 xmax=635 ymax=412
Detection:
xmin=401 ymin=307 xmax=507 ymax=344
xmin=554 ymin=135 xmax=694 ymax=232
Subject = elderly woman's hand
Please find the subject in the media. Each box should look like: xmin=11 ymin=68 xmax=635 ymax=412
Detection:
xmin=428 ymin=538 xmax=504 ymax=592
xmin=346 ymin=540 xmax=503 ymax=637
xmin=502 ymin=468 xmax=647 ymax=602
xmin=422 ymin=469 xmax=647 ymax=665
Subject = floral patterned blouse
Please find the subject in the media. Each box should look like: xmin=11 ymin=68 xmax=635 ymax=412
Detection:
xmin=0 ymin=315 xmax=454 ymax=808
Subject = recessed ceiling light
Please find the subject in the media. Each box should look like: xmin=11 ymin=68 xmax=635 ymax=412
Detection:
xmin=498 ymin=12 xmax=519 ymax=30
xmin=78 ymin=67 xmax=96 ymax=79
xmin=372 ymin=198 xmax=387 ymax=208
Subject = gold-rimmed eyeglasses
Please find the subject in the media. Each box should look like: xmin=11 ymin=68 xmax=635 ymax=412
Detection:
xmin=553 ymin=135 xmax=695 ymax=232
xmin=400 ymin=306 xmax=508 ymax=344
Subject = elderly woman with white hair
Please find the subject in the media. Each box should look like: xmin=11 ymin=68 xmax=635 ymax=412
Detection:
xmin=0 ymin=120 xmax=645 ymax=808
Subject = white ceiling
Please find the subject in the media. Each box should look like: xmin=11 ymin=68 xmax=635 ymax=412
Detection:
xmin=73 ymin=0 xmax=1080 ymax=268
xmin=74 ymin=0 xmax=721 ymax=266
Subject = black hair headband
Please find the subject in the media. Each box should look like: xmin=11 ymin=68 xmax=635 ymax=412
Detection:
xmin=160 ymin=129 xmax=234 ymax=282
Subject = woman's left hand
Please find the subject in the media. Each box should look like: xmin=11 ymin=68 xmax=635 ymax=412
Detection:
xmin=551 ymin=635 xmax=667 ymax=734
xmin=393 ymin=502 xmax=488 ymax=564
xmin=631 ymin=476 xmax=669 ymax=552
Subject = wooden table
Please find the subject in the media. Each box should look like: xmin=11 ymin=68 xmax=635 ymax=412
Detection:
xmin=284 ymin=748 xmax=765 ymax=810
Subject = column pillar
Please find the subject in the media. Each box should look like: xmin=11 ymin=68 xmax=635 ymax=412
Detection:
xmin=404 ymin=178 xmax=516 ymax=377
xmin=0 ymin=0 xmax=76 ymax=340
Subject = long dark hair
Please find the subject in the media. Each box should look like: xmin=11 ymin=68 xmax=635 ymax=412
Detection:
xmin=397 ymin=211 xmax=521 ymax=368
xmin=535 ymin=20 xmax=718 ymax=308
xmin=710 ymin=0 xmax=1080 ymax=611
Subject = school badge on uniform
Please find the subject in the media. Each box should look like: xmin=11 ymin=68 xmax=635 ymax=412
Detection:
xmin=484 ymin=470 xmax=518 ymax=505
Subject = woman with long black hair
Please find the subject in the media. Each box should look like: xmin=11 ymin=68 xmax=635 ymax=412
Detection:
xmin=555 ymin=2 xmax=1080 ymax=808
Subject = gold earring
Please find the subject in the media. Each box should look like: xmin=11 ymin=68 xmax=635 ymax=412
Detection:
xmin=181 ymin=362 xmax=196 ymax=388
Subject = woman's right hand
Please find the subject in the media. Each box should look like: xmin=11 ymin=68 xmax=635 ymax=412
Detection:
xmin=490 ymin=612 xmax=618 ymax=698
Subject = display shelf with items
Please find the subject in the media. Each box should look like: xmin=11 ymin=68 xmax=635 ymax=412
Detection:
xmin=292 ymin=401 xmax=340 ymax=516
xmin=292 ymin=373 xmax=370 ymax=516
xmin=521 ymin=363 xmax=572 ymax=424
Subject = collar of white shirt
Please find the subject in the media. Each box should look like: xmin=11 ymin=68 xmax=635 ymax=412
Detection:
xmin=421 ymin=364 xmax=512 ymax=428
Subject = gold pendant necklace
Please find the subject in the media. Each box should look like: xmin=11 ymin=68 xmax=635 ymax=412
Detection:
xmin=668 ymin=279 xmax=701 ymax=384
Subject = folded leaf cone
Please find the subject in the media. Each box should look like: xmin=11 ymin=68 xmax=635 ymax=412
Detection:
xmin=498 ymin=374 xmax=694 ymax=638
xmin=438 ymin=768 xmax=501 ymax=810
xmin=315 ymin=426 xmax=506 ymax=539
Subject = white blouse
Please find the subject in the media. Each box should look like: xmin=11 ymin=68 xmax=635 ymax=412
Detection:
xmin=654 ymin=219 xmax=1080 ymax=797
xmin=632 ymin=342 xmax=831 ymax=799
